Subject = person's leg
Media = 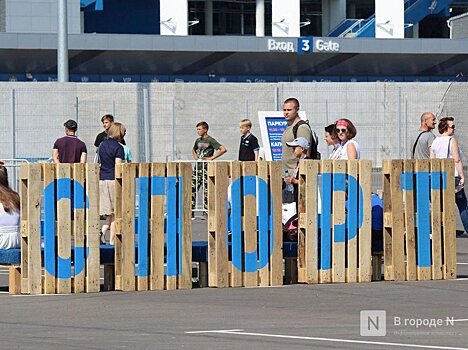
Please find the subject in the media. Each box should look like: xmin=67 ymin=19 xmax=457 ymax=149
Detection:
xmin=109 ymin=214 xmax=116 ymax=245
xmin=456 ymin=189 xmax=468 ymax=232
xmin=455 ymin=176 xmax=468 ymax=232
xmin=101 ymin=216 xmax=110 ymax=244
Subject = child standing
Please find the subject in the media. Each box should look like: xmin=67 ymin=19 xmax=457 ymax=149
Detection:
xmin=238 ymin=119 xmax=260 ymax=161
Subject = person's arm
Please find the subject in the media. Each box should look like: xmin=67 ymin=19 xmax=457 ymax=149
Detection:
xmin=115 ymin=158 xmax=122 ymax=164
xmin=80 ymin=152 xmax=87 ymax=163
xmin=52 ymin=149 xmax=60 ymax=163
xmin=252 ymin=136 xmax=260 ymax=161
xmin=451 ymin=138 xmax=464 ymax=187
xmin=254 ymin=150 xmax=259 ymax=161
xmin=205 ymin=145 xmax=227 ymax=161
xmin=192 ymin=149 xmax=199 ymax=160
xmin=429 ymin=147 xmax=435 ymax=159
xmin=347 ymin=142 xmax=357 ymax=160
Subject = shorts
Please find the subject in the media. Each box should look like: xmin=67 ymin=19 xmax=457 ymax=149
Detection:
xmin=0 ymin=230 xmax=20 ymax=249
xmin=100 ymin=180 xmax=115 ymax=216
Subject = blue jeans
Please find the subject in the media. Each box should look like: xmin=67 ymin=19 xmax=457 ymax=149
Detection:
xmin=455 ymin=177 xmax=468 ymax=232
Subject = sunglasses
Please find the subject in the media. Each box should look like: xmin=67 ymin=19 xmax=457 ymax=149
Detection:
xmin=336 ymin=128 xmax=348 ymax=133
xmin=449 ymin=125 xmax=456 ymax=130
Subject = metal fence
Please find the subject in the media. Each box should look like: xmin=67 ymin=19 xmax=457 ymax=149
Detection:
xmin=1 ymin=81 xmax=468 ymax=185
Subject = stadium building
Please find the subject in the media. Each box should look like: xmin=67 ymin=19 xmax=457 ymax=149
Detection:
xmin=0 ymin=0 xmax=467 ymax=82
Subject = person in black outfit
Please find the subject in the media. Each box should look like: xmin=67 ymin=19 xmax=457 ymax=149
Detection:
xmin=238 ymin=119 xmax=260 ymax=161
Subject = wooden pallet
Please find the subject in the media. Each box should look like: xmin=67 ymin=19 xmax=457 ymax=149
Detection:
xmin=207 ymin=161 xmax=282 ymax=287
xmin=114 ymin=162 xmax=192 ymax=291
xmin=382 ymin=159 xmax=456 ymax=281
xmin=298 ymin=160 xmax=372 ymax=284
xmin=19 ymin=163 xmax=100 ymax=294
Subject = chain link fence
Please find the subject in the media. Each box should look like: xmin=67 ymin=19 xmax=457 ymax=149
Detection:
xmin=1 ymin=81 xmax=468 ymax=192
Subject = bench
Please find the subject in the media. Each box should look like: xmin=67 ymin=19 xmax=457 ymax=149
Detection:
xmin=0 ymin=249 xmax=21 ymax=294
xmin=0 ymin=241 xmax=299 ymax=293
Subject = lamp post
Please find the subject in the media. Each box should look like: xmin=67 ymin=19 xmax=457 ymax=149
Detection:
xmin=58 ymin=0 xmax=69 ymax=82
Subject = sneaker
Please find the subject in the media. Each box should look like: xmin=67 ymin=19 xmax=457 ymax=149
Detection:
xmin=456 ymin=230 xmax=466 ymax=237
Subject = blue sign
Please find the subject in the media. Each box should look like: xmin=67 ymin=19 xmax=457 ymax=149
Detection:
xmin=265 ymin=117 xmax=288 ymax=161
xmin=297 ymin=36 xmax=314 ymax=55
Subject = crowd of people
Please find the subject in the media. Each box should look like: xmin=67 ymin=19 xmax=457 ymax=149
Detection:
xmin=47 ymin=113 xmax=129 ymax=245
xmin=0 ymin=98 xmax=466 ymax=250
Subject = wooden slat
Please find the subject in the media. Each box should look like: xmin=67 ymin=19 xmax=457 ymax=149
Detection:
xmin=403 ymin=160 xmax=417 ymax=281
xmin=257 ymin=161 xmax=270 ymax=286
xmin=26 ymin=164 xmax=42 ymax=294
xmin=346 ymin=160 xmax=358 ymax=283
xmin=166 ymin=162 xmax=178 ymax=290
xmin=243 ymin=162 xmax=258 ymax=287
xmin=269 ymin=161 xmax=283 ymax=286
xmin=150 ymin=163 xmax=165 ymax=290
xmin=43 ymin=163 xmax=56 ymax=294
xmin=85 ymin=164 xmax=100 ymax=293
xmin=358 ymin=160 xmax=372 ymax=282
xmin=57 ymin=164 xmax=72 ymax=294
xmin=178 ymin=162 xmax=193 ymax=289
xmin=332 ymin=160 xmax=346 ymax=283
xmin=297 ymin=160 xmax=307 ymax=283
xmin=207 ymin=162 xmax=217 ymax=287
xmin=319 ymin=160 xmax=332 ymax=284
xmin=382 ymin=160 xmax=393 ymax=280
xmin=137 ymin=163 xmax=150 ymax=291
xmin=415 ymin=160 xmax=432 ymax=281
xmin=390 ymin=160 xmax=406 ymax=281
xmin=430 ymin=159 xmax=443 ymax=280
xmin=441 ymin=159 xmax=456 ymax=279
xmin=114 ymin=164 xmax=123 ymax=290
xmin=229 ymin=161 xmax=243 ymax=287
xmin=300 ymin=160 xmax=318 ymax=284
xmin=121 ymin=163 xmax=136 ymax=291
xmin=19 ymin=165 xmax=30 ymax=293
xmin=215 ymin=162 xmax=229 ymax=287
xmin=73 ymin=164 xmax=86 ymax=293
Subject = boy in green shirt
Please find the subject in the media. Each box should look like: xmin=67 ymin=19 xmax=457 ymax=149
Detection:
xmin=192 ymin=121 xmax=227 ymax=211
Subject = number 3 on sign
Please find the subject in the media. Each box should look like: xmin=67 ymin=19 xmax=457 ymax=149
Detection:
xmin=297 ymin=37 xmax=313 ymax=55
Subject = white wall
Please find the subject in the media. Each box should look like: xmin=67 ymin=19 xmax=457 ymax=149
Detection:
xmin=5 ymin=0 xmax=81 ymax=33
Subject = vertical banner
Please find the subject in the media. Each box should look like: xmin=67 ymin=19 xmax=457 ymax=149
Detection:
xmin=258 ymin=111 xmax=307 ymax=161
xmin=375 ymin=0 xmax=404 ymax=39
xmin=272 ymin=0 xmax=300 ymax=37
xmin=160 ymin=0 xmax=188 ymax=36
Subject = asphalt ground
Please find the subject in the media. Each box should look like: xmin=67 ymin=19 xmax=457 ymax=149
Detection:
xmin=0 ymin=222 xmax=467 ymax=350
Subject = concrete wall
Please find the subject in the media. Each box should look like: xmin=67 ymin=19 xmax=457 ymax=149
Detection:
xmin=4 ymin=0 xmax=81 ymax=33
xmin=0 ymin=82 xmax=467 ymax=167
xmin=451 ymin=14 xmax=468 ymax=39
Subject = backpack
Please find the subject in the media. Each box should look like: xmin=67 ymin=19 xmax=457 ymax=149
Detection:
xmin=292 ymin=120 xmax=320 ymax=160
xmin=283 ymin=213 xmax=298 ymax=242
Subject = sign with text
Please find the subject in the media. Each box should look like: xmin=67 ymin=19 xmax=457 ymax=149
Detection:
xmin=298 ymin=37 xmax=341 ymax=54
xmin=258 ymin=111 xmax=307 ymax=161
